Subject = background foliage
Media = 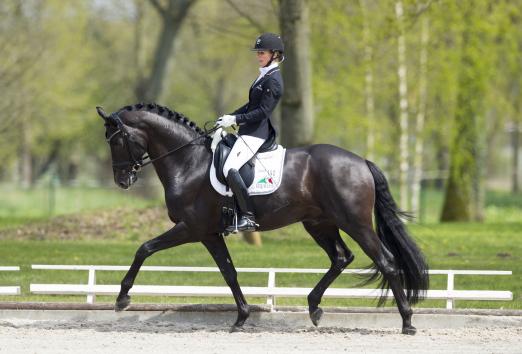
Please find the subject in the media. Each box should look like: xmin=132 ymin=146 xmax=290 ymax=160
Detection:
xmin=0 ymin=0 xmax=520 ymax=308
xmin=0 ymin=1 xmax=520 ymax=201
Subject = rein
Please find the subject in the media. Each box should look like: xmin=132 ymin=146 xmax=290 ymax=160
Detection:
xmin=107 ymin=112 xmax=218 ymax=173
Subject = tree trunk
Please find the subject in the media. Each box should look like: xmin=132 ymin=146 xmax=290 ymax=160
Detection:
xmin=395 ymin=1 xmax=410 ymax=211
xmin=509 ymin=77 xmax=521 ymax=194
xmin=133 ymin=0 xmax=146 ymax=74
xmin=360 ymin=0 xmax=375 ymax=162
xmin=133 ymin=0 xmax=195 ymax=199
xmin=411 ymin=15 xmax=429 ymax=216
xmin=279 ymin=0 xmax=314 ymax=147
xmin=511 ymin=121 xmax=520 ymax=193
xmin=35 ymin=141 xmax=61 ymax=180
xmin=472 ymin=109 xmax=486 ymax=222
xmin=135 ymin=0 xmax=196 ymax=102
xmin=211 ymin=75 xmax=227 ymax=117
xmin=272 ymin=105 xmax=282 ymax=143
xmin=20 ymin=117 xmax=32 ymax=188
xmin=440 ymin=2 xmax=487 ymax=222
xmin=243 ymin=231 xmax=262 ymax=246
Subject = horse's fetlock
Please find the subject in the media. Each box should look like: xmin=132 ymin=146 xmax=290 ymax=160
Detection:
xmin=121 ymin=280 xmax=133 ymax=291
xmin=239 ymin=304 xmax=250 ymax=317
xmin=307 ymin=293 xmax=321 ymax=308
xmin=404 ymin=307 xmax=413 ymax=318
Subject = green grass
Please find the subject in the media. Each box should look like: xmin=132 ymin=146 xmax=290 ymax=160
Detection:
xmin=0 ymin=187 xmax=519 ymax=308
xmin=0 ymin=222 xmax=520 ymax=309
xmin=0 ymin=184 xmax=158 ymax=228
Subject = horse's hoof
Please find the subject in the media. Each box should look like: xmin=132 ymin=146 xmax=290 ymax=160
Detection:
xmin=233 ymin=317 xmax=247 ymax=328
xmin=310 ymin=307 xmax=323 ymax=327
xmin=229 ymin=325 xmax=245 ymax=333
xmin=115 ymin=295 xmax=131 ymax=312
xmin=233 ymin=306 xmax=250 ymax=328
xmin=402 ymin=325 xmax=417 ymax=335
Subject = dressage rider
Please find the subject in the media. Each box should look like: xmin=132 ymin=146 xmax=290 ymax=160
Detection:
xmin=215 ymin=33 xmax=284 ymax=232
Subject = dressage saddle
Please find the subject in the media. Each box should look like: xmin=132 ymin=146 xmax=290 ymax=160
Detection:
xmin=213 ymin=133 xmax=277 ymax=188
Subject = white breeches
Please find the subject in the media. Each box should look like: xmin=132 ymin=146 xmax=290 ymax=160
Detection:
xmin=223 ymin=135 xmax=265 ymax=178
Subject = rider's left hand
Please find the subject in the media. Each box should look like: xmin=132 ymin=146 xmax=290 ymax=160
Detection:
xmin=215 ymin=115 xmax=236 ymax=128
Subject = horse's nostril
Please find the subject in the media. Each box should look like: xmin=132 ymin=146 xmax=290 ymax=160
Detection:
xmin=119 ymin=182 xmax=127 ymax=189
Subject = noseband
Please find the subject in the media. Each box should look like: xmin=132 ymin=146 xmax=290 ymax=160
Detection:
xmin=106 ymin=113 xmax=218 ymax=173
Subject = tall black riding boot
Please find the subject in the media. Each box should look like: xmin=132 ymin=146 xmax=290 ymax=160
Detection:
xmin=226 ymin=169 xmax=258 ymax=233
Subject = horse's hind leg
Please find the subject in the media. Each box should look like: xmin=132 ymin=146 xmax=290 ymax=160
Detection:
xmin=303 ymin=220 xmax=354 ymax=326
xmin=341 ymin=223 xmax=416 ymax=335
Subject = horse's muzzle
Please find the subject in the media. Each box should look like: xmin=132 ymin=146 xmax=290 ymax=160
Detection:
xmin=115 ymin=171 xmax=137 ymax=190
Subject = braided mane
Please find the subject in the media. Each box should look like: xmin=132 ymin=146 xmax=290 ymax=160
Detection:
xmin=117 ymin=102 xmax=204 ymax=135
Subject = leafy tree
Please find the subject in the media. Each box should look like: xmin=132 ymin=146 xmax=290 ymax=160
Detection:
xmin=440 ymin=0 xmax=493 ymax=221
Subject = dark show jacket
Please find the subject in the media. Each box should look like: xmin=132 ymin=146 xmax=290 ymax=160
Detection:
xmin=230 ymin=67 xmax=283 ymax=140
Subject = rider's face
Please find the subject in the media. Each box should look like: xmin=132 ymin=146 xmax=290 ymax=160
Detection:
xmin=256 ymin=50 xmax=272 ymax=67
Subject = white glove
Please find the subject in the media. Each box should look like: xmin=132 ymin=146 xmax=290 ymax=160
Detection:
xmin=210 ymin=127 xmax=224 ymax=152
xmin=215 ymin=114 xmax=236 ymax=128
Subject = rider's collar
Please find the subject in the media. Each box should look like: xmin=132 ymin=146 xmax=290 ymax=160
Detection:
xmin=259 ymin=61 xmax=278 ymax=76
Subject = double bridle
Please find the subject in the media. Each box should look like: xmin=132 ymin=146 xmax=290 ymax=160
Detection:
xmin=106 ymin=112 xmax=218 ymax=173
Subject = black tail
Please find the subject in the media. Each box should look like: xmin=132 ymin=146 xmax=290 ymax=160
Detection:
xmin=365 ymin=160 xmax=429 ymax=305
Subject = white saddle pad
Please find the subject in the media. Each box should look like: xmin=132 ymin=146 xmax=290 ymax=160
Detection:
xmin=210 ymin=145 xmax=286 ymax=197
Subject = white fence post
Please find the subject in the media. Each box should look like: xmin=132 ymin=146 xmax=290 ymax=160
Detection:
xmin=0 ymin=267 xmax=21 ymax=296
xmin=87 ymin=267 xmax=96 ymax=304
xmin=266 ymin=269 xmax=276 ymax=310
xmin=446 ymin=271 xmax=454 ymax=309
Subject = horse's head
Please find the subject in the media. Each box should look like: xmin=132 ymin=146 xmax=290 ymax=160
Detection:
xmin=96 ymin=106 xmax=148 ymax=189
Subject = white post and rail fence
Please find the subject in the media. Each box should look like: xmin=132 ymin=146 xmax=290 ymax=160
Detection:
xmin=0 ymin=267 xmax=21 ymax=296
xmin=11 ymin=265 xmax=511 ymax=310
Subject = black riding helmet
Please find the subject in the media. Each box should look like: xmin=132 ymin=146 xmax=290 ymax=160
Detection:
xmin=251 ymin=33 xmax=284 ymax=53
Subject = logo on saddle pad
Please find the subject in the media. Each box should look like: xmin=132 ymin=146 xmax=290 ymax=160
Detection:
xmin=257 ymin=177 xmax=274 ymax=185
xmin=256 ymin=170 xmax=277 ymax=188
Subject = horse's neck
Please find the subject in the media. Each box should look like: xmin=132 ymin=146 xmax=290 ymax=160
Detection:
xmin=144 ymin=115 xmax=210 ymax=188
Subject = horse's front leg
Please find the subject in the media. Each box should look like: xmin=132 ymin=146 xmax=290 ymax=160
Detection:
xmin=115 ymin=222 xmax=192 ymax=311
xmin=202 ymin=236 xmax=250 ymax=330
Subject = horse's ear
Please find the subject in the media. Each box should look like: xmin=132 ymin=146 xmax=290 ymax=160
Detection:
xmin=96 ymin=106 xmax=109 ymax=121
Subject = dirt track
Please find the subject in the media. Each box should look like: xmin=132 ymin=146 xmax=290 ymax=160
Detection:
xmin=0 ymin=320 xmax=520 ymax=354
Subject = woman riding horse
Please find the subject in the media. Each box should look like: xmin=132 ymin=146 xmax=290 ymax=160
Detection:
xmin=97 ymin=33 xmax=428 ymax=334
xmin=215 ymin=33 xmax=284 ymax=232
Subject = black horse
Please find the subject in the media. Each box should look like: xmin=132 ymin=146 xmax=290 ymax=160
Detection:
xmin=96 ymin=103 xmax=428 ymax=335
